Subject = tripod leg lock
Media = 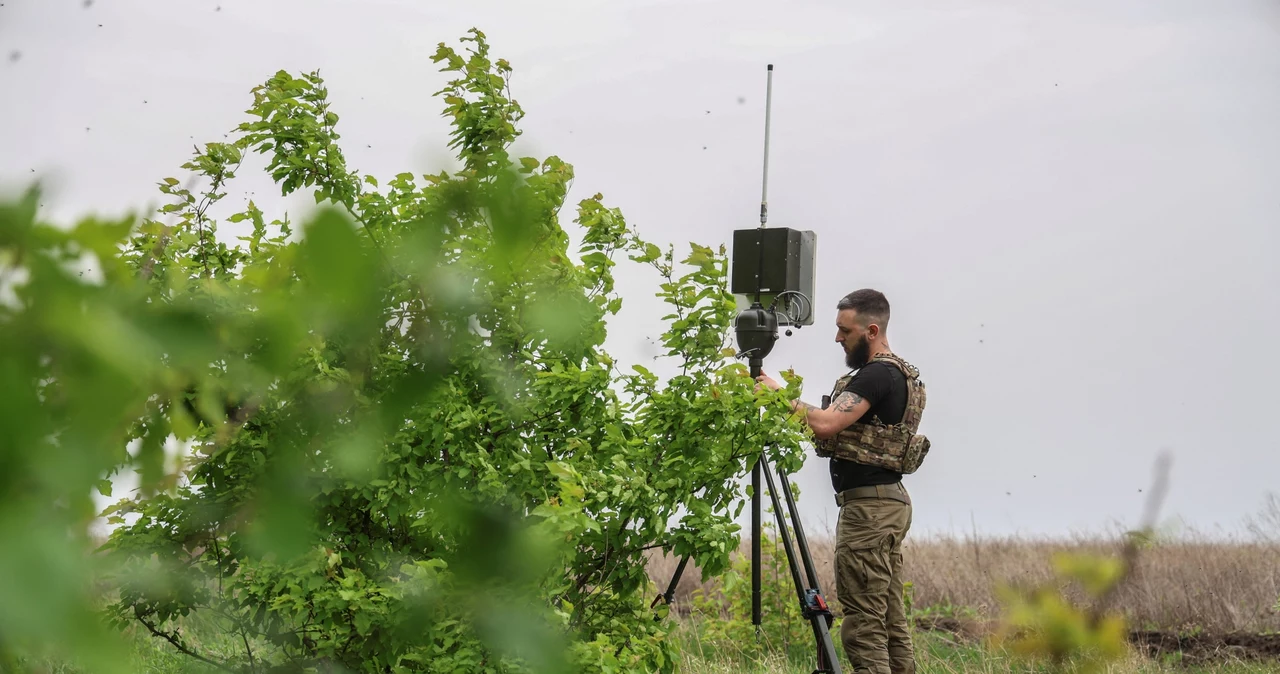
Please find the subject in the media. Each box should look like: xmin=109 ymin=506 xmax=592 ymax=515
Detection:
xmin=802 ymin=589 xmax=835 ymax=620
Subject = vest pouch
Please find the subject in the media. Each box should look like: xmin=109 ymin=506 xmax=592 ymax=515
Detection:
xmin=899 ymin=433 xmax=930 ymax=474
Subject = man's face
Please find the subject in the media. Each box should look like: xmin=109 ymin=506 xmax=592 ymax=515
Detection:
xmin=835 ymin=309 xmax=871 ymax=369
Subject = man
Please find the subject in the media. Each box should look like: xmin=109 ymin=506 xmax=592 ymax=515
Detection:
xmin=755 ymin=288 xmax=925 ymax=674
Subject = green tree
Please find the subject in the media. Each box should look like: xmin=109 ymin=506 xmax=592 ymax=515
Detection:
xmin=0 ymin=29 xmax=810 ymax=673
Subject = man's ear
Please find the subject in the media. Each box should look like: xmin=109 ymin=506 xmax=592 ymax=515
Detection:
xmin=866 ymin=323 xmax=881 ymax=340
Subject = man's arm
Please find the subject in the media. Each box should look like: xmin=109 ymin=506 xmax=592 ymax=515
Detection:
xmin=789 ymin=392 xmax=872 ymax=440
xmin=754 ymin=369 xmax=874 ymax=439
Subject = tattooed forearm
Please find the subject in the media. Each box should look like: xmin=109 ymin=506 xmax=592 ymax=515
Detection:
xmin=832 ymin=392 xmax=864 ymax=412
xmin=790 ymin=399 xmax=819 ymax=414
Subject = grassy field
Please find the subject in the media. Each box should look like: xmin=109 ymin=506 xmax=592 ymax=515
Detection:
xmin=647 ymin=527 xmax=1280 ymax=672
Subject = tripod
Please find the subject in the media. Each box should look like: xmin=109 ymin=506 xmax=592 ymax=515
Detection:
xmin=750 ymin=356 xmax=843 ymax=674
xmin=652 ymin=354 xmax=842 ymax=674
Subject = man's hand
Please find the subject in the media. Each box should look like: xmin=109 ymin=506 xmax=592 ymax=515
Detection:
xmin=755 ymin=370 xmax=811 ymax=418
xmin=754 ymin=371 xmax=784 ymax=392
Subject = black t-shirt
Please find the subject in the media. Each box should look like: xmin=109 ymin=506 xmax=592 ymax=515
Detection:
xmin=828 ymin=361 xmax=908 ymax=493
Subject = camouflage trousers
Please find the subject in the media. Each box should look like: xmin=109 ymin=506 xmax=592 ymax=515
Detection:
xmin=834 ymin=483 xmax=915 ymax=674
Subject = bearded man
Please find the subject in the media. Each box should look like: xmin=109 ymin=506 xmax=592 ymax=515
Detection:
xmin=755 ymin=288 xmax=928 ymax=674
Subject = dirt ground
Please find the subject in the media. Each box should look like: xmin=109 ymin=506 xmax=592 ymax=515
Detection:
xmin=913 ymin=617 xmax=1280 ymax=665
xmin=1128 ymin=630 xmax=1280 ymax=665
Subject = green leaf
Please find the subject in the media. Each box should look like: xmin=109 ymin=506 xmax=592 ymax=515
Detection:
xmin=354 ymin=611 xmax=372 ymax=636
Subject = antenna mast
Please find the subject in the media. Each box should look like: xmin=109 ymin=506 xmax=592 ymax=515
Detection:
xmin=760 ymin=64 xmax=774 ymax=228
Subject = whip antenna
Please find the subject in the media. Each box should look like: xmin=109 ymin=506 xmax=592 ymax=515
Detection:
xmin=760 ymin=64 xmax=774 ymax=228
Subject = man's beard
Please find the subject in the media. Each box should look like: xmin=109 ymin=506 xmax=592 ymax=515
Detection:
xmin=845 ymin=335 xmax=871 ymax=369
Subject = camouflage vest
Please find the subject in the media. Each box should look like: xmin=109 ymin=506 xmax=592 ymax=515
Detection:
xmin=813 ymin=353 xmax=931 ymax=474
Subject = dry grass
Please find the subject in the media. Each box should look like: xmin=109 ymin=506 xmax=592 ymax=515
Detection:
xmin=647 ymin=530 xmax=1280 ymax=634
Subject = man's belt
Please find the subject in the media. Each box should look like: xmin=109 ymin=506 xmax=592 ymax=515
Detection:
xmin=835 ymin=482 xmax=911 ymax=507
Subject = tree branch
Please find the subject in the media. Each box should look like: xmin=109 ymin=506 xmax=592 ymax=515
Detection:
xmin=241 ymin=628 xmax=257 ymax=673
xmin=137 ymin=614 xmax=238 ymax=674
xmin=572 ymin=516 xmax=631 ymax=597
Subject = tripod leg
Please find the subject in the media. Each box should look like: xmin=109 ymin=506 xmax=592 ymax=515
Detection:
xmin=618 ymin=554 xmax=693 ymax=660
xmin=778 ymin=469 xmax=838 ymax=670
xmin=750 ymin=358 xmax=764 ymax=635
xmin=760 ymin=457 xmax=844 ymax=673
xmin=778 ymin=470 xmax=830 ymax=620
xmin=752 ymin=457 xmax=762 ymax=632
xmin=760 ymin=457 xmax=809 ymax=608
xmin=651 ymin=555 xmax=690 ymax=612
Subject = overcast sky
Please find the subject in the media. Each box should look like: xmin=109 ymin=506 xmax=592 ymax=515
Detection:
xmin=3 ymin=0 xmax=1278 ymax=540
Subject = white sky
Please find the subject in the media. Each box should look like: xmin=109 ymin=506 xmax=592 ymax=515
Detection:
xmin=3 ymin=0 xmax=1279 ymax=540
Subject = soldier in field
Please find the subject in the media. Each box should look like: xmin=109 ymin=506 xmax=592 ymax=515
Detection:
xmin=755 ymin=288 xmax=930 ymax=674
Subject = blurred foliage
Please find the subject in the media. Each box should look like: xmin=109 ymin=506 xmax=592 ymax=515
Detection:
xmin=0 ymin=28 xmax=810 ymax=674
xmin=990 ymin=453 xmax=1173 ymax=674
xmin=990 ymin=552 xmax=1131 ymax=673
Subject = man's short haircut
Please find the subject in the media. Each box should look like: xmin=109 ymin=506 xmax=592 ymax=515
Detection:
xmin=836 ymin=289 xmax=890 ymax=330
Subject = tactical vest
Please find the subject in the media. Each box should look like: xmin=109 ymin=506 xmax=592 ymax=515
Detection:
xmin=813 ymin=353 xmax=931 ymax=474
